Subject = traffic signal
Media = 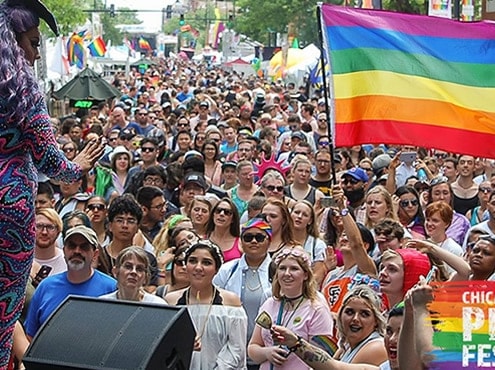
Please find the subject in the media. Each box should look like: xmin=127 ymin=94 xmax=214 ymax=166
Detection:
xmin=166 ymin=5 xmax=172 ymax=19
xmin=179 ymin=14 xmax=185 ymax=26
xmin=109 ymin=4 xmax=115 ymax=17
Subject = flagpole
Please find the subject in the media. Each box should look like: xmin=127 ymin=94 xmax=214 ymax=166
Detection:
xmin=316 ymin=3 xmax=337 ymax=185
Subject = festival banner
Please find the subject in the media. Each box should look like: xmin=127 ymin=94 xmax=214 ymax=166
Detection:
xmin=319 ymin=4 xmax=495 ymax=158
xmin=428 ymin=281 xmax=495 ymax=369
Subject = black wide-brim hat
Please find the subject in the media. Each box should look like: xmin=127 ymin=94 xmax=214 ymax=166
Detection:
xmin=6 ymin=0 xmax=59 ymax=35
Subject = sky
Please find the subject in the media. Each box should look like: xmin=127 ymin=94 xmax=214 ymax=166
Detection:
xmin=111 ymin=0 xmax=176 ymax=31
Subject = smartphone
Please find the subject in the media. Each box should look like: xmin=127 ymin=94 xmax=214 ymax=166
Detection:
xmin=400 ymin=152 xmax=417 ymax=163
xmin=425 ymin=265 xmax=438 ymax=283
xmin=321 ymin=196 xmax=336 ymax=208
xmin=32 ymin=265 xmax=52 ymax=288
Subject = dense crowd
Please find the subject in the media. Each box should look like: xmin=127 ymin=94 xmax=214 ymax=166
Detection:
xmin=12 ymin=57 xmax=495 ymax=370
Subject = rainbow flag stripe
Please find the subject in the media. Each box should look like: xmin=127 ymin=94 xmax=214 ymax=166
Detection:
xmin=88 ymin=36 xmax=106 ymax=57
xmin=320 ymin=4 xmax=495 ymax=157
xmin=427 ymin=281 xmax=495 ymax=369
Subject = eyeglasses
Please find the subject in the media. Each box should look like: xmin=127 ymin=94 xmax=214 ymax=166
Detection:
xmin=121 ymin=262 xmax=147 ymax=274
xmin=87 ymin=204 xmax=106 ymax=212
xmin=274 ymin=248 xmax=310 ymax=266
xmin=341 ymin=177 xmax=359 ymax=185
xmin=434 ymin=153 xmax=448 ymax=159
xmin=35 ymin=223 xmax=57 ymax=232
xmin=265 ymin=185 xmax=284 ymax=192
xmin=143 ymin=177 xmax=164 ymax=186
xmin=317 ymin=159 xmax=331 ymax=164
xmin=150 ymin=202 xmax=167 ymax=210
xmin=429 ymin=176 xmax=449 ymax=187
xmin=479 ymin=187 xmax=493 ymax=194
xmin=113 ymin=217 xmax=138 ymax=225
xmin=65 ymin=241 xmax=93 ymax=251
xmin=63 ymin=148 xmax=75 ymax=153
xmin=214 ymin=207 xmax=233 ymax=216
xmin=399 ymin=199 xmax=419 ymax=208
xmin=242 ymin=233 xmax=268 ymax=243
xmin=177 ymin=123 xmax=189 ymax=127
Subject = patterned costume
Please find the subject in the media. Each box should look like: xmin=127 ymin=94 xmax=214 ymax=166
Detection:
xmin=0 ymin=97 xmax=82 ymax=365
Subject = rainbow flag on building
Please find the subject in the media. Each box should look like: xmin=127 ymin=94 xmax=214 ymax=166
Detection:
xmin=320 ymin=4 xmax=495 ymax=158
xmin=88 ymin=36 xmax=107 ymax=57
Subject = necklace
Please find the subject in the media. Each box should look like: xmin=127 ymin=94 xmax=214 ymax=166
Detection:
xmin=245 ymin=268 xmax=262 ymax=291
xmin=186 ymin=286 xmax=216 ymax=340
xmin=280 ymin=296 xmax=305 ymax=327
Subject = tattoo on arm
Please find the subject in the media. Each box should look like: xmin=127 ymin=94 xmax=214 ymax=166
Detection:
xmin=299 ymin=342 xmax=332 ymax=364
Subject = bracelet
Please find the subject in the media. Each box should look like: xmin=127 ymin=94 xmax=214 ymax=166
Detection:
xmin=288 ymin=336 xmax=303 ymax=352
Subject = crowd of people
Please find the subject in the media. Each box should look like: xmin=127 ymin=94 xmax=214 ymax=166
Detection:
xmin=2 ymin=1 xmax=495 ymax=370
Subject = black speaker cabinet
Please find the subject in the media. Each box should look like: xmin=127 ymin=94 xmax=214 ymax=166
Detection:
xmin=24 ymin=295 xmax=195 ymax=370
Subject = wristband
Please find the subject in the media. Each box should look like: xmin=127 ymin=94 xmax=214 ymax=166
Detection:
xmin=288 ymin=336 xmax=303 ymax=352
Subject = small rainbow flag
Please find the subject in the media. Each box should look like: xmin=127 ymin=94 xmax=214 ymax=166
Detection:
xmin=320 ymin=4 xmax=495 ymax=158
xmin=427 ymin=281 xmax=495 ymax=369
xmin=66 ymin=30 xmax=86 ymax=69
xmin=138 ymin=37 xmax=152 ymax=51
xmin=88 ymin=36 xmax=107 ymax=57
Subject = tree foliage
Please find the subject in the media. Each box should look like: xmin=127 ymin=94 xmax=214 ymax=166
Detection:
xmin=41 ymin=0 xmax=87 ymax=35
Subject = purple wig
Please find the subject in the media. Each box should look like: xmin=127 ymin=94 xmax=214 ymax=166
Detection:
xmin=0 ymin=2 xmax=42 ymax=124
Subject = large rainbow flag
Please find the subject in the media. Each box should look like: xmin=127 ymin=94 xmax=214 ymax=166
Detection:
xmin=320 ymin=4 xmax=495 ymax=158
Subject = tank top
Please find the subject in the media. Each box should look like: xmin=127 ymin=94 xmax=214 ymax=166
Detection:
xmin=222 ymin=237 xmax=242 ymax=262
xmin=284 ymin=185 xmax=317 ymax=204
xmin=453 ymin=193 xmax=479 ymax=215
xmin=340 ymin=331 xmax=383 ymax=363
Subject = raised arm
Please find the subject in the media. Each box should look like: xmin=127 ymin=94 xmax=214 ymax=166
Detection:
xmin=333 ymin=186 xmax=377 ymax=276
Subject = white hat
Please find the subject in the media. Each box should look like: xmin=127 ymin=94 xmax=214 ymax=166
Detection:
xmin=109 ymin=145 xmax=131 ymax=163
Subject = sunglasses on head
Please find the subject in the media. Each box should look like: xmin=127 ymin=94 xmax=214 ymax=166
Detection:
xmin=242 ymin=233 xmax=268 ymax=243
xmin=399 ymin=199 xmax=419 ymax=208
xmin=214 ymin=207 xmax=233 ymax=216
xmin=265 ymin=185 xmax=284 ymax=192
xmin=429 ymin=176 xmax=449 ymax=187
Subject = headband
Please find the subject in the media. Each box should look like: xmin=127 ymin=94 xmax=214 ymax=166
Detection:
xmin=241 ymin=218 xmax=272 ymax=239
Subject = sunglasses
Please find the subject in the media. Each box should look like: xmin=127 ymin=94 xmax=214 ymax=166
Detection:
xmin=479 ymin=187 xmax=493 ymax=194
xmin=108 ymin=137 xmax=118 ymax=142
xmin=177 ymin=123 xmax=189 ymax=127
xmin=434 ymin=153 xmax=448 ymax=159
xmin=318 ymin=141 xmax=330 ymax=146
xmin=399 ymin=199 xmax=419 ymax=208
xmin=242 ymin=233 xmax=268 ymax=243
xmin=341 ymin=177 xmax=359 ymax=185
xmin=214 ymin=207 xmax=233 ymax=216
xmin=87 ymin=204 xmax=106 ymax=211
xmin=174 ymin=258 xmax=186 ymax=267
xmin=265 ymin=185 xmax=284 ymax=192
xmin=429 ymin=176 xmax=449 ymax=187
xmin=141 ymin=147 xmax=156 ymax=153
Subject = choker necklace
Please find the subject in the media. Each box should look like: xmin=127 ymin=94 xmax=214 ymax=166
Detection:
xmin=283 ymin=294 xmax=304 ymax=302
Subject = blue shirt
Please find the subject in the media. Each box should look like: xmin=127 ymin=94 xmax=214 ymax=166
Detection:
xmin=26 ymin=270 xmax=116 ymax=337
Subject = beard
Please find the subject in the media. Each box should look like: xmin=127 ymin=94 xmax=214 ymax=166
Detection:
xmin=67 ymin=256 xmax=86 ymax=271
xmin=344 ymin=187 xmax=365 ymax=206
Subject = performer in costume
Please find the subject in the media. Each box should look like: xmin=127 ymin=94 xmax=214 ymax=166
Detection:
xmin=0 ymin=0 xmax=103 ymax=366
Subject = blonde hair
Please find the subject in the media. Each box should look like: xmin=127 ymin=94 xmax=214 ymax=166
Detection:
xmin=35 ymin=208 xmax=62 ymax=232
xmin=153 ymin=215 xmax=192 ymax=255
xmin=365 ymin=185 xmax=396 ymax=228
xmin=272 ymin=246 xmax=318 ymax=302
xmin=336 ymin=285 xmax=386 ymax=343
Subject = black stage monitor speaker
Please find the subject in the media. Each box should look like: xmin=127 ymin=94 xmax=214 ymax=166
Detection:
xmin=24 ymin=295 xmax=195 ymax=370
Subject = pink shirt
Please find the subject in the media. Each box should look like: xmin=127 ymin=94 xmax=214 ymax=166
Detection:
xmin=258 ymin=296 xmax=334 ymax=370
